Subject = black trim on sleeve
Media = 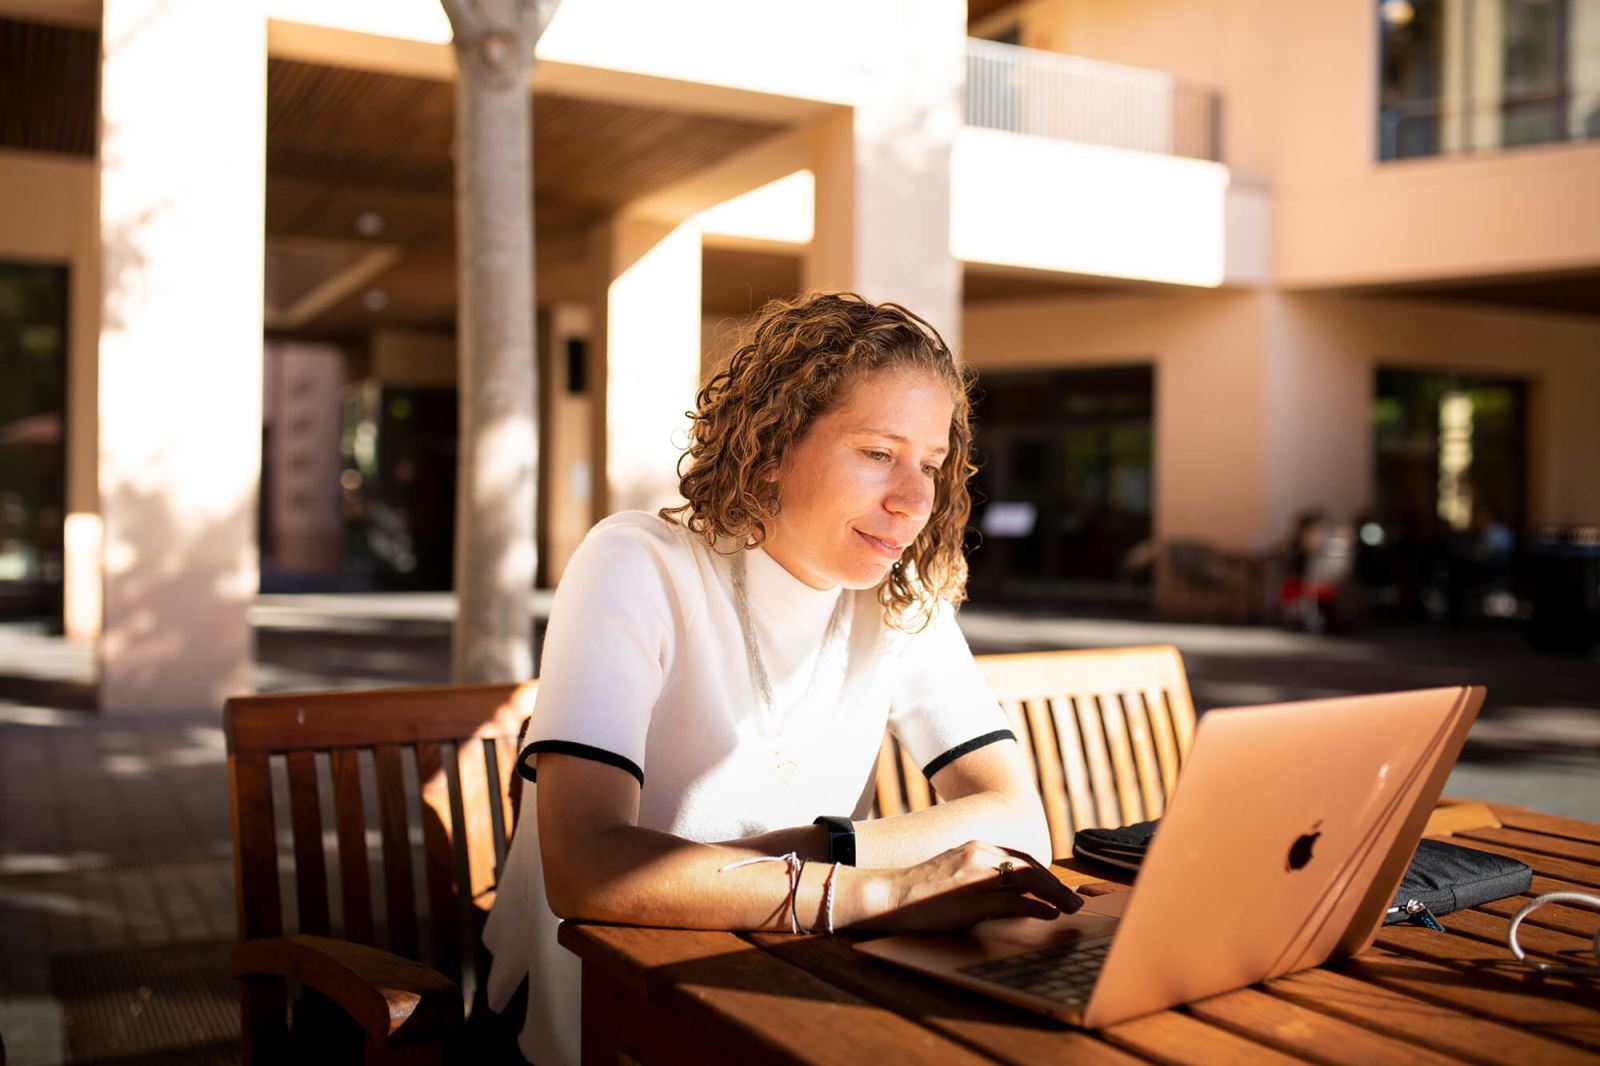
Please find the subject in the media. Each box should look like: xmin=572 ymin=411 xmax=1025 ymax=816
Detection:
xmin=518 ymin=740 xmax=644 ymax=788
xmin=921 ymin=729 xmax=1016 ymax=779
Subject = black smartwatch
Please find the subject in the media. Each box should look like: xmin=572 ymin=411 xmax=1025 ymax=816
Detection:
xmin=813 ymin=815 xmax=856 ymax=866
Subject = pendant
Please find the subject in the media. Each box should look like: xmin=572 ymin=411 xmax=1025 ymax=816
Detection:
xmin=773 ymin=748 xmax=798 ymax=783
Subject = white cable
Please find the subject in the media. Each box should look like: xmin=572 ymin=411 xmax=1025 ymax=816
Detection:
xmin=1507 ymin=891 xmax=1600 ymax=976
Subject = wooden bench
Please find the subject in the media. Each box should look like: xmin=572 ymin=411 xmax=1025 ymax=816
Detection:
xmin=224 ymin=645 xmax=1195 ymax=1062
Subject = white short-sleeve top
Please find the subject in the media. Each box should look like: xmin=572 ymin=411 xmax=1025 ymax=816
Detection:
xmin=483 ymin=511 xmax=1014 ymax=1066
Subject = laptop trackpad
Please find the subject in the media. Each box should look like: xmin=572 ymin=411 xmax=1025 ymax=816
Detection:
xmin=1080 ymin=891 xmax=1130 ymax=919
xmin=967 ymin=905 xmax=1122 ymax=954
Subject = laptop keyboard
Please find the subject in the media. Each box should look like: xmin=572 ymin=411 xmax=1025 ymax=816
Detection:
xmin=958 ymin=938 xmax=1112 ymax=1005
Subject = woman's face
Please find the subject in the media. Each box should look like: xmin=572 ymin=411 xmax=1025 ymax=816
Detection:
xmin=761 ymin=369 xmax=955 ymax=590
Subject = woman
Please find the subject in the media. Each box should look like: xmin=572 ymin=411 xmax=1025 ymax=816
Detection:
xmin=483 ymin=292 xmax=1079 ymax=1065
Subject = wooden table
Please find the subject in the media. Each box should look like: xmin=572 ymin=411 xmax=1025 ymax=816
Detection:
xmin=559 ymin=803 xmax=1600 ymax=1064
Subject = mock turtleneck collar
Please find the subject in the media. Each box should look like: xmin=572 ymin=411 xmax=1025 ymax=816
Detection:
xmin=741 ymin=545 xmax=843 ymax=637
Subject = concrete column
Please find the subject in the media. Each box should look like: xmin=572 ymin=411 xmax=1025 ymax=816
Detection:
xmin=1261 ymin=294 xmax=1372 ymax=540
xmin=589 ymin=217 xmax=702 ymax=520
xmin=803 ymin=1 xmax=964 ymax=353
xmin=97 ymin=0 xmax=266 ymax=712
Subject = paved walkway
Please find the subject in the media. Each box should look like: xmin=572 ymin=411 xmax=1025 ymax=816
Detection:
xmin=0 ymin=595 xmax=1596 ymax=1063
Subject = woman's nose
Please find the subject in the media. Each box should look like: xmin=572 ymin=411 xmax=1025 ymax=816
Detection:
xmin=885 ymin=464 xmax=934 ymax=522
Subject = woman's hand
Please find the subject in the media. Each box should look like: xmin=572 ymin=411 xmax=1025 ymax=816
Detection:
xmin=839 ymin=840 xmax=1084 ymax=934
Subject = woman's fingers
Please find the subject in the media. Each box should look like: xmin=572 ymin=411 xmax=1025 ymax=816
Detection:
xmin=995 ymin=893 xmax=1064 ymax=921
xmin=976 ymin=844 xmax=1082 ymax=913
xmin=1009 ymin=862 xmax=1083 ymax=913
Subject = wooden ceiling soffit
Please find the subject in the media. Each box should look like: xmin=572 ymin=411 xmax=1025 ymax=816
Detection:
xmin=265 ymin=236 xmax=402 ymax=330
xmin=0 ymin=16 xmax=97 ymax=157
xmin=623 ymin=127 xmax=808 ymax=225
xmin=266 ymin=57 xmax=786 ymax=212
xmin=266 ymin=175 xmax=455 ymax=246
xmin=533 ymin=60 xmax=833 ymax=125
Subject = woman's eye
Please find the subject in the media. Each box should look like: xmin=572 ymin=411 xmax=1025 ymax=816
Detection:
xmin=922 ymin=465 xmax=940 ymax=478
xmin=863 ymin=450 xmax=890 ymax=463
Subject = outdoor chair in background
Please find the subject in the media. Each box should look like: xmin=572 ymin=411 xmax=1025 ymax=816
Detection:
xmin=1159 ymin=540 xmax=1273 ymax=623
xmin=874 ymin=646 xmax=1197 ymax=866
xmin=225 ymin=682 xmax=536 ymax=1065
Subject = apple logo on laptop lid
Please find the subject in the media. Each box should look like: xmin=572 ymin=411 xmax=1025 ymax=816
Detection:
xmin=1287 ymin=820 xmax=1323 ymax=872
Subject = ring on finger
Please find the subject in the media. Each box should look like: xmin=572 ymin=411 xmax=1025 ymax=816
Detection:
xmin=997 ymin=860 xmax=1016 ymax=888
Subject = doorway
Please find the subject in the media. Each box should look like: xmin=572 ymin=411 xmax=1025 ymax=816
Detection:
xmin=0 ymin=262 xmax=68 ymax=628
xmin=966 ymin=365 xmax=1155 ymax=608
xmin=1371 ymin=366 xmax=1527 ymax=620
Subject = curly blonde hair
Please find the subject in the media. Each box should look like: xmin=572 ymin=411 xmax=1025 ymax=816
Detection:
xmin=661 ymin=292 xmax=976 ymax=631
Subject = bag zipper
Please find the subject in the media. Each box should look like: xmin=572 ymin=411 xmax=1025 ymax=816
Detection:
xmin=1385 ymin=898 xmax=1445 ymax=930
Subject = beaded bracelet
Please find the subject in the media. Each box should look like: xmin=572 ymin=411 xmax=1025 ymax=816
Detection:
xmin=820 ymin=862 xmax=841 ymax=935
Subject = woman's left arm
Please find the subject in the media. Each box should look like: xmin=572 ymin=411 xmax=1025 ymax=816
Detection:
xmin=851 ymin=739 xmax=1052 ymax=867
xmin=714 ymin=740 xmax=1050 ymax=868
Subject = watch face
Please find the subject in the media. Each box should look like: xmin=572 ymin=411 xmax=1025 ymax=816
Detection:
xmin=816 ymin=816 xmax=855 ymax=865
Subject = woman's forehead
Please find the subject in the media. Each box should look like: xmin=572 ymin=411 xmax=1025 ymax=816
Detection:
xmin=832 ymin=367 xmax=952 ymax=411
xmin=822 ymin=371 xmax=954 ymax=439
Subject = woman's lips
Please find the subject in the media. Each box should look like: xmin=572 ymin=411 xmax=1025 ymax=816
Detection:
xmin=854 ymin=529 xmax=906 ymax=558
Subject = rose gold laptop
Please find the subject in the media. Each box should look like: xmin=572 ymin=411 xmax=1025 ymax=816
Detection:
xmin=856 ymin=686 xmax=1485 ymax=1027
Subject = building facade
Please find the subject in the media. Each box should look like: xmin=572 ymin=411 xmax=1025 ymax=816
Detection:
xmin=0 ymin=0 xmax=1596 ymax=710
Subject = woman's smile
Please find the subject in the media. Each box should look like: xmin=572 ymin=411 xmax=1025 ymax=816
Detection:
xmin=854 ymin=528 xmax=908 ymax=558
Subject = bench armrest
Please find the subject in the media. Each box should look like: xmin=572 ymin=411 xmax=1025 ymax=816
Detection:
xmin=230 ymin=933 xmax=463 ymax=1049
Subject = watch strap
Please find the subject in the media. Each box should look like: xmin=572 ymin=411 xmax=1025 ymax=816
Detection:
xmin=813 ymin=815 xmax=856 ymax=866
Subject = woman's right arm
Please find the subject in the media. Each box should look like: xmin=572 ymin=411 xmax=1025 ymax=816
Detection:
xmin=536 ymin=753 xmax=1081 ymax=934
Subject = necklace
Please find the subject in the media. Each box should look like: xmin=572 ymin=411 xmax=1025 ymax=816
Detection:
xmin=730 ymin=550 xmax=848 ymax=782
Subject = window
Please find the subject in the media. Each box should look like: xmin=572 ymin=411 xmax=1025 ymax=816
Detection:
xmin=0 ymin=262 xmax=68 ymax=626
xmin=1379 ymin=0 xmax=1598 ymax=159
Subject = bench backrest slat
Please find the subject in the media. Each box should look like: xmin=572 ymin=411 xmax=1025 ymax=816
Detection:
xmin=373 ymin=743 xmax=420 ymax=961
xmin=284 ymin=750 xmax=329 ymax=937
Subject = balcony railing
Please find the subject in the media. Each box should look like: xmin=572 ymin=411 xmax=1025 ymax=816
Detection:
xmin=964 ymin=38 xmax=1222 ymax=162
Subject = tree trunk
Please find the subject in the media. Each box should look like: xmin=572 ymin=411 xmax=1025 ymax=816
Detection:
xmin=442 ymin=0 xmax=556 ymax=683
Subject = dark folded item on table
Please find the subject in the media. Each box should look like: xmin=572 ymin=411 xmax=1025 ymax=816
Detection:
xmin=1073 ymin=820 xmax=1531 ymax=926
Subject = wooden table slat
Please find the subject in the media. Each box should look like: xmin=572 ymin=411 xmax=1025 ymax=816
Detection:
xmin=746 ymin=932 xmax=1150 ymax=1066
xmin=559 ymin=923 xmax=1000 ymax=1065
xmin=1103 ymin=1010 xmax=1306 ymax=1066
xmin=1438 ymin=838 xmax=1600 ymax=890
xmin=1474 ymin=893 xmax=1600 ymax=940
xmin=1264 ymin=967 xmax=1588 ymax=1066
xmin=1454 ymin=826 xmax=1600 ymax=865
xmin=1351 ymin=944 xmax=1600 ymax=1051
xmin=1184 ymin=985 xmax=1469 ymax=1065
xmin=1491 ymin=809 xmax=1600 ymax=847
xmin=1440 ymin=907 xmax=1600 ymax=967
